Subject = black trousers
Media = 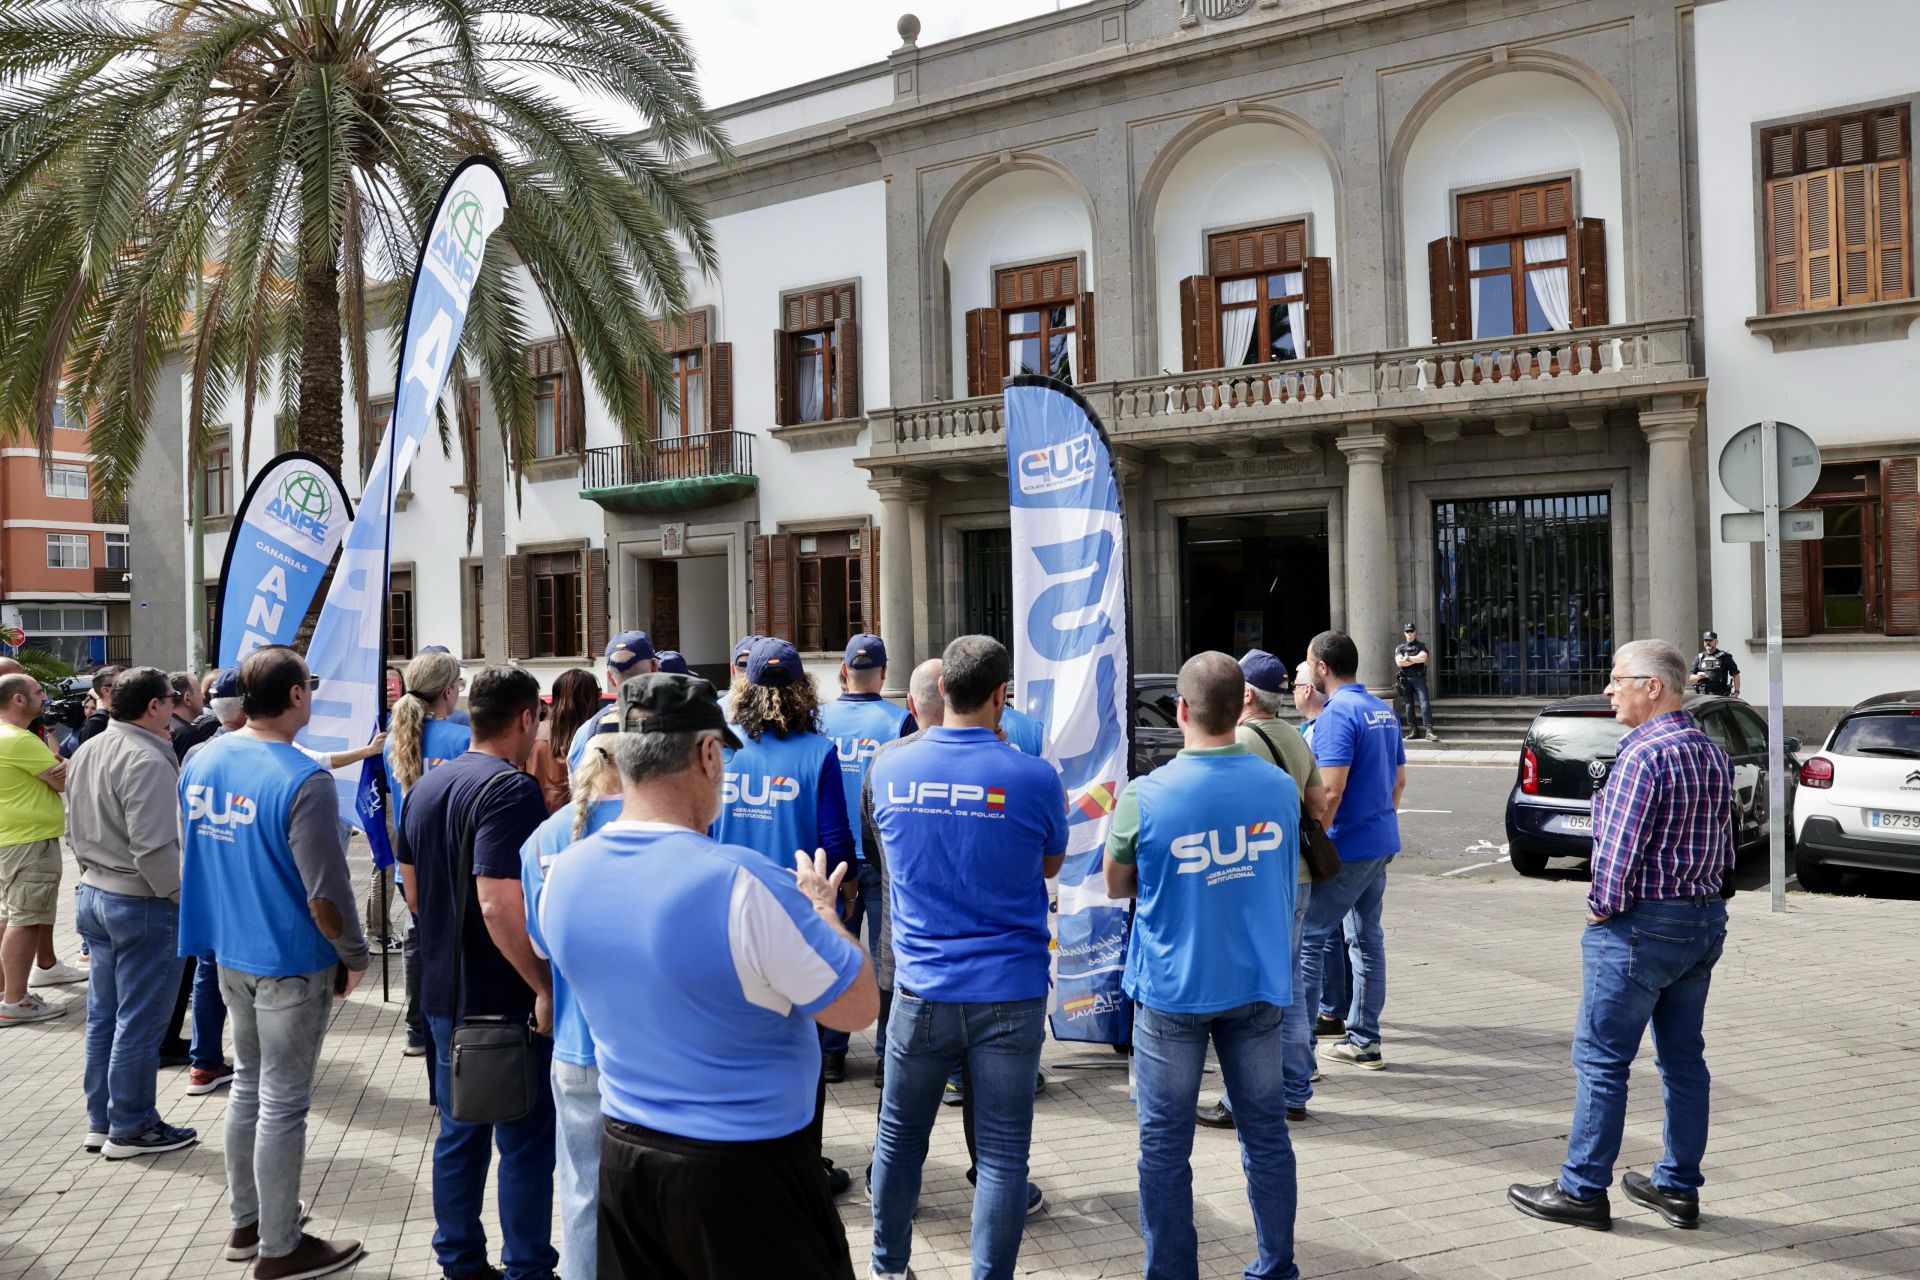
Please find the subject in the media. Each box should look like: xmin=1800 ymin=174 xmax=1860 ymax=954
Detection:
xmin=599 ymin=1117 xmax=854 ymax=1280
xmin=161 ymin=955 xmax=196 ymax=1053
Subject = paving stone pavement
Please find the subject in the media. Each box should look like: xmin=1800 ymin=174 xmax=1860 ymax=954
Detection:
xmin=3 ymin=853 xmax=1917 ymax=1279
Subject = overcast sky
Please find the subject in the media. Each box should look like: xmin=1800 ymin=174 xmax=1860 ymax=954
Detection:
xmin=676 ymin=1 xmax=1068 ymax=108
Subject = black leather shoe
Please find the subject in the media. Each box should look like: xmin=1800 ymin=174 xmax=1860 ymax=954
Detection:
xmin=872 ymin=1057 xmax=884 ymax=1089
xmin=1313 ymin=1016 xmax=1345 ymax=1039
xmin=1195 ymin=1101 xmax=1235 ymax=1129
xmin=1286 ymin=1106 xmax=1308 ymax=1123
xmin=822 ymin=1052 xmax=846 ymax=1084
xmin=1507 ymin=1180 xmax=1611 ymax=1231
xmin=1623 ymin=1171 xmax=1699 ymax=1228
xmin=823 ymin=1159 xmax=851 ymax=1198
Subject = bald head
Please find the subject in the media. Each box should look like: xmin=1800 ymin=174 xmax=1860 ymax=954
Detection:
xmin=908 ymin=659 xmax=945 ymax=728
xmin=0 ymin=656 xmax=24 ymax=677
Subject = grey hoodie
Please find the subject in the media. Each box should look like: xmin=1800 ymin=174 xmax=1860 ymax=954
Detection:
xmin=67 ymin=719 xmax=182 ymax=901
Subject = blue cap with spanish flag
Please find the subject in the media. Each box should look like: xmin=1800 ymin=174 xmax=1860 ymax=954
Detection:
xmin=746 ymin=636 xmax=802 ymax=687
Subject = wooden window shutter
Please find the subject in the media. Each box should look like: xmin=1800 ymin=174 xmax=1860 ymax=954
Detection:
xmin=1780 ymin=539 xmax=1811 ymax=638
xmin=964 ymin=307 xmax=1003 ymax=396
xmin=705 ymin=342 xmax=733 ymax=431
xmin=1765 ymin=178 xmax=1803 ymax=313
xmin=1302 ymin=258 xmax=1334 ymax=358
xmin=772 ymin=329 xmax=795 ymax=427
xmin=1875 ymin=159 xmax=1910 ymax=301
xmin=1884 ymin=456 xmax=1920 ymax=636
xmin=859 ymin=527 xmax=881 ymax=633
xmin=505 ymin=554 xmax=532 ymax=659
xmin=1427 ymin=237 xmax=1469 ymax=342
xmin=833 ymin=315 xmax=860 ymax=417
xmin=1177 ymin=275 xmax=1219 ymax=371
xmin=1837 ymin=165 xmax=1875 ymax=305
xmin=584 ymin=548 xmax=609 ymax=656
xmin=1076 ymin=292 xmax=1096 ymax=381
xmin=753 ymin=533 xmax=795 ymax=640
xmin=1573 ymin=218 xmax=1610 ymax=327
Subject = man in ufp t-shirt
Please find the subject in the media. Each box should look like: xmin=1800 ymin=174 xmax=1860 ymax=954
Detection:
xmin=866 ymin=635 xmax=1067 ymax=1280
xmin=1106 ymin=651 xmax=1302 ymax=1280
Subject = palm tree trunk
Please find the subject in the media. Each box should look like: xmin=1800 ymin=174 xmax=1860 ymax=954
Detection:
xmin=298 ymin=252 xmax=345 ymax=472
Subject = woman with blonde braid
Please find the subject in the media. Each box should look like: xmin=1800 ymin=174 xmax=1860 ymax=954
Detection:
xmin=520 ymin=733 xmax=623 ymax=1280
xmin=382 ymin=649 xmax=468 ymax=1057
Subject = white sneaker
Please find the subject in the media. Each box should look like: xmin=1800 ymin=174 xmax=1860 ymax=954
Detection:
xmin=30 ymin=960 xmax=88 ymax=988
xmin=84 ymin=1132 xmax=106 ymax=1153
xmin=0 ymin=994 xmax=66 ymax=1024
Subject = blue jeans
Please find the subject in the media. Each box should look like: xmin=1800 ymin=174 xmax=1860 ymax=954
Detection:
xmin=190 ymin=951 xmax=227 ymax=1070
xmin=1316 ymin=927 xmax=1352 ymax=1021
xmin=1221 ymin=883 xmax=1315 ymax=1114
xmin=822 ymin=861 xmax=886 ymax=1058
xmin=552 ymin=1059 xmax=600 ymax=1280
xmin=1297 ymin=856 xmax=1391 ymax=1055
xmin=1560 ymin=898 xmax=1727 ymax=1201
xmin=74 ymin=885 xmax=184 ymax=1139
xmin=870 ymin=992 xmax=1046 ymax=1280
xmin=1134 ymin=1002 xmax=1298 ymax=1280
xmin=426 ymin=1013 xmax=558 ymax=1280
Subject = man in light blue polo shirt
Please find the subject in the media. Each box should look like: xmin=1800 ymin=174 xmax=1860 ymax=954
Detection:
xmin=539 ymin=674 xmax=878 ymax=1279
xmin=1299 ymin=630 xmax=1405 ymax=1072
xmin=564 ymin=630 xmax=658 ymax=771
xmin=1106 ymin=651 xmax=1302 ymax=1280
xmin=867 ymin=635 xmax=1067 ymax=1280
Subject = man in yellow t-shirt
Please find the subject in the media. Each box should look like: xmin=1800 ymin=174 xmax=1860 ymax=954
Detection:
xmin=0 ymin=671 xmax=81 ymax=1024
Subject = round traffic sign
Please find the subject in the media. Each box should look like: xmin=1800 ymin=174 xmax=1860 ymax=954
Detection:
xmin=1717 ymin=421 xmax=1820 ymax=513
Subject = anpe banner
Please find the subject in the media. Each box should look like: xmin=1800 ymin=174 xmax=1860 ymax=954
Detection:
xmin=300 ymin=157 xmax=509 ymax=826
xmin=1004 ymin=375 xmax=1134 ymax=1046
xmin=212 ymin=453 xmax=351 ymax=670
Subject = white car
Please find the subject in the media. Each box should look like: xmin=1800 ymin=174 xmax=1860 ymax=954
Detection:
xmin=1793 ymin=690 xmax=1920 ymax=892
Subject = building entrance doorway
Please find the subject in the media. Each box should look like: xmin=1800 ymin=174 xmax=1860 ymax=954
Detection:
xmin=636 ymin=553 xmax=731 ymax=683
xmin=1181 ymin=511 xmax=1330 ymax=668
xmin=1432 ymin=493 xmax=1613 ymax=696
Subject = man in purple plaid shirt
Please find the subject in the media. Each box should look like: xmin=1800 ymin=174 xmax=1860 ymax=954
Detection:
xmin=1510 ymin=639 xmax=1733 ymax=1234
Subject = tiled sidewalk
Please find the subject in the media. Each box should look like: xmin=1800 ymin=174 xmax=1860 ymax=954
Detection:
xmin=3 ymin=860 xmax=1918 ymax=1279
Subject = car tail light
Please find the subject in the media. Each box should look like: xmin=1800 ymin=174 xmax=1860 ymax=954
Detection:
xmin=1521 ymin=747 xmax=1540 ymax=795
xmin=1799 ymin=756 xmax=1834 ymax=789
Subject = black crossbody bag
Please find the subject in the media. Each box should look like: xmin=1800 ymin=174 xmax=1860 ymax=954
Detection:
xmin=448 ymin=769 xmax=538 ymax=1125
xmin=1245 ymin=722 xmax=1342 ymax=884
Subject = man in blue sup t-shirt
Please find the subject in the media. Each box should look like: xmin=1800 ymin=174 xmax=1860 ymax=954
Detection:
xmin=1106 ymin=652 xmax=1301 ymax=1280
xmin=817 ymin=632 xmax=916 ymax=1082
xmin=1299 ymin=629 xmax=1405 ymax=1072
xmin=867 ymin=635 xmax=1067 ymax=1280
xmin=539 ymin=674 xmax=878 ymax=1280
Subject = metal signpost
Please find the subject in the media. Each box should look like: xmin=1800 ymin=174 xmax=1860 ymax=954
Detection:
xmin=1717 ymin=421 xmax=1821 ymax=912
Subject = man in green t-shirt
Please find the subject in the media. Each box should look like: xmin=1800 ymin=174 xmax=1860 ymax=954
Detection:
xmin=0 ymin=671 xmax=80 ymax=1024
xmin=1196 ymin=649 xmax=1328 ymax=1129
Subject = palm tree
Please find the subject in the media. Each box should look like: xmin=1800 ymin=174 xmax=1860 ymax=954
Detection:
xmin=0 ymin=0 xmax=730 ymax=499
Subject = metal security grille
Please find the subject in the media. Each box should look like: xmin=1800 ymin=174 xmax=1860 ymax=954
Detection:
xmin=962 ymin=528 xmax=1014 ymax=650
xmin=1432 ymin=493 xmax=1614 ymax=697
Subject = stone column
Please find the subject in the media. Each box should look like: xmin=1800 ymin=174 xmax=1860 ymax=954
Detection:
xmin=871 ymin=475 xmax=928 ymax=698
xmin=1336 ymin=431 xmax=1398 ymax=690
xmin=1640 ymin=403 xmax=1701 ymax=651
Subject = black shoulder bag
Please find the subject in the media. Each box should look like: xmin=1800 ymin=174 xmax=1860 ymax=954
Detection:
xmin=1245 ymin=722 xmax=1342 ymax=885
xmin=448 ymin=768 xmax=538 ymax=1125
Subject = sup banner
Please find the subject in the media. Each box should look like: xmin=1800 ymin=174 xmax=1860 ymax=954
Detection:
xmin=300 ymin=157 xmax=509 ymax=826
xmin=211 ymin=453 xmax=352 ymax=670
xmin=1005 ymin=375 xmax=1134 ymax=1046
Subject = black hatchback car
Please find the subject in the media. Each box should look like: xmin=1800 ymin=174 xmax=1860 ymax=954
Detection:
xmin=1503 ymin=694 xmax=1798 ymax=875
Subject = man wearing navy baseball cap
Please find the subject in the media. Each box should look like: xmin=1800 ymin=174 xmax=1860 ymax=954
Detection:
xmin=817 ymin=633 xmax=917 ymax=1083
xmin=565 ymin=631 xmax=657 ymax=771
xmin=717 ymin=634 xmax=761 ymax=723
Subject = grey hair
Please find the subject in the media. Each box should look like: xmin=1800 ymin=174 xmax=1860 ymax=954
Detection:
xmin=1616 ymin=639 xmax=1688 ymax=695
xmin=612 ymin=728 xmax=713 ymax=786
xmin=210 ymin=696 xmax=245 ymax=725
xmin=1248 ymin=685 xmax=1285 ymax=717
xmin=909 ymin=659 xmax=944 ymax=725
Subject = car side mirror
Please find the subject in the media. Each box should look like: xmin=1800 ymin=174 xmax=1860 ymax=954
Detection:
xmin=1783 ymin=736 xmax=1801 ymax=755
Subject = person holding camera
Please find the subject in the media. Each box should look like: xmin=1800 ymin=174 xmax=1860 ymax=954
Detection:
xmin=177 ymin=646 xmax=368 ymax=1279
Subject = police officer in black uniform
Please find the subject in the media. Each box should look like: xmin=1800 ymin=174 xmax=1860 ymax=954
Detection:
xmin=1689 ymin=630 xmax=1741 ymax=698
xmin=1394 ymin=622 xmax=1438 ymax=742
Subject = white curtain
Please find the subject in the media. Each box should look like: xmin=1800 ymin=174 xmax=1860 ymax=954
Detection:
xmin=1524 ymin=234 xmax=1571 ymax=332
xmin=796 ymin=353 xmax=823 ymax=423
xmin=1467 ymin=244 xmax=1494 ymax=340
xmin=1280 ymin=270 xmax=1305 ymax=360
xmin=1220 ymin=278 xmax=1257 ymax=366
xmin=1058 ymin=304 xmax=1077 ymax=382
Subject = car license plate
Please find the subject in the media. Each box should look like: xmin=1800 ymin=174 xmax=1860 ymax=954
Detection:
xmin=1868 ymin=810 xmax=1920 ymax=831
xmin=1557 ymin=814 xmax=1594 ymax=833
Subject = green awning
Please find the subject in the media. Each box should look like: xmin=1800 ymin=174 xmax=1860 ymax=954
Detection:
xmin=579 ymin=473 xmax=758 ymax=515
